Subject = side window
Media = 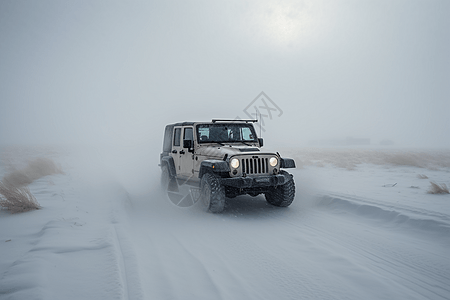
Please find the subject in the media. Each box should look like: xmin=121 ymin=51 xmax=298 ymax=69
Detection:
xmin=173 ymin=128 xmax=181 ymax=146
xmin=183 ymin=127 xmax=193 ymax=141
xmin=198 ymin=127 xmax=209 ymax=142
xmin=242 ymin=127 xmax=254 ymax=141
xmin=163 ymin=126 xmax=173 ymax=152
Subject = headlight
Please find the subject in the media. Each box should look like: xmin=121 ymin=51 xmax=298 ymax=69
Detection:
xmin=269 ymin=157 xmax=278 ymax=167
xmin=230 ymin=158 xmax=240 ymax=169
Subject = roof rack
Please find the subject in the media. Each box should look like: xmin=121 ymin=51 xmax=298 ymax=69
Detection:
xmin=211 ymin=119 xmax=258 ymax=123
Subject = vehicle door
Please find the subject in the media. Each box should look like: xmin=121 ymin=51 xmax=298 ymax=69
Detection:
xmin=170 ymin=126 xmax=183 ymax=176
xmin=180 ymin=126 xmax=195 ymax=178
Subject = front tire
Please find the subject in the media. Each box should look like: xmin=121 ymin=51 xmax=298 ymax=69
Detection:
xmin=200 ymin=173 xmax=225 ymax=213
xmin=265 ymin=170 xmax=295 ymax=207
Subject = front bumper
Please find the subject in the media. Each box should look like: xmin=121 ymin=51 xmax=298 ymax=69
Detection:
xmin=219 ymin=173 xmax=292 ymax=188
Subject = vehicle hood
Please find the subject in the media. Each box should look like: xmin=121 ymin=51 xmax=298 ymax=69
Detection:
xmin=195 ymin=145 xmax=275 ymax=159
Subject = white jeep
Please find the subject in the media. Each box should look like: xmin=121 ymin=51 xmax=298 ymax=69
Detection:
xmin=160 ymin=119 xmax=296 ymax=213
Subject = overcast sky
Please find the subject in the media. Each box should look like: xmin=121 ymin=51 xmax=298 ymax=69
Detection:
xmin=1 ymin=0 xmax=449 ymax=148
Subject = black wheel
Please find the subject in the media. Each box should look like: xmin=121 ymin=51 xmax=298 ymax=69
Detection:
xmin=200 ymin=173 xmax=225 ymax=213
xmin=265 ymin=170 xmax=295 ymax=207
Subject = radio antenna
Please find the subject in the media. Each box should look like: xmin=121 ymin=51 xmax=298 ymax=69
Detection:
xmin=255 ymin=107 xmax=262 ymax=138
xmin=260 ymin=110 xmax=262 ymax=138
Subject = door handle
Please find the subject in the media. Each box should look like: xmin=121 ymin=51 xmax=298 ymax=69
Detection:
xmin=180 ymin=150 xmax=185 ymax=154
xmin=172 ymin=150 xmax=177 ymax=154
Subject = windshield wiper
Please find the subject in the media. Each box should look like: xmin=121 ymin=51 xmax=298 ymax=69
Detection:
xmin=210 ymin=141 xmax=225 ymax=146
xmin=238 ymin=141 xmax=253 ymax=146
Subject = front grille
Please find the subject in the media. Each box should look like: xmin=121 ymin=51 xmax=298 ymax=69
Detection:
xmin=241 ymin=157 xmax=269 ymax=175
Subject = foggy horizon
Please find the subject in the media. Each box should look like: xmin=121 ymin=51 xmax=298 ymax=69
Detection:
xmin=1 ymin=0 xmax=449 ymax=148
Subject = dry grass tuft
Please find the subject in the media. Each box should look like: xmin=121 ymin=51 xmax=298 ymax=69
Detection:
xmin=0 ymin=157 xmax=63 ymax=213
xmin=0 ymin=182 xmax=40 ymax=213
xmin=2 ymin=157 xmax=63 ymax=187
xmin=427 ymin=182 xmax=450 ymax=194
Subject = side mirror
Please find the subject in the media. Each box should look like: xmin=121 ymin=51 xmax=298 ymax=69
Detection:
xmin=183 ymin=139 xmax=193 ymax=149
xmin=258 ymin=138 xmax=264 ymax=147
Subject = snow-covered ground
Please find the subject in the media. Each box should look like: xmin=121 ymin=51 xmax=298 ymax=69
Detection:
xmin=1 ymin=145 xmax=449 ymax=300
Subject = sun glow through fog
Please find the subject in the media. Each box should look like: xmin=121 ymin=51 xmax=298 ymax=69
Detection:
xmin=1 ymin=0 xmax=448 ymax=147
xmin=266 ymin=5 xmax=308 ymax=44
xmin=246 ymin=1 xmax=328 ymax=50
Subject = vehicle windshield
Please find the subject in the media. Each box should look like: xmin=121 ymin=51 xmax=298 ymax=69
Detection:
xmin=196 ymin=123 xmax=257 ymax=144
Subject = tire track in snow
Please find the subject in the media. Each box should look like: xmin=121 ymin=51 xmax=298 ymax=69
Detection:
xmin=309 ymin=193 xmax=450 ymax=296
xmin=322 ymin=192 xmax=450 ymax=226
xmin=161 ymin=212 xmax=349 ymax=300
xmin=171 ymin=234 xmax=255 ymax=300
xmin=111 ymin=224 xmax=146 ymax=300
xmin=130 ymin=191 xmax=370 ymax=299
xmin=112 ymin=225 xmax=131 ymax=300
xmin=216 ymin=218 xmax=362 ymax=300
xmin=224 ymin=192 xmax=450 ymax=300
xmin=107 ymin=182 xmax=144 ymax=300
xmin=128 ymin=181 xmax=450 ymax=300
xmin=135 ymin=227 xmax=250 ymax=300
xmin=106 ymin=229 xmax=144 ymax=300
xmin=273 ymin=204 xmax=450 ymax=300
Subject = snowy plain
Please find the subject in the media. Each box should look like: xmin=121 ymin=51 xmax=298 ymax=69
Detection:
xmin=0 ymin=145 xmax=449 ymax=300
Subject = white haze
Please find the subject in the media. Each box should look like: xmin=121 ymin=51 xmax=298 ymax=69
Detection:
xmin=1 ymin=0 xmax=449 ymax=149
xmin=1 ymin=3 xmax=450 ymax=298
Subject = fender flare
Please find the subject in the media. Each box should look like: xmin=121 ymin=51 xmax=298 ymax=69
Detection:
xmin=199 ymin=160 xmax=230 ymax=179
xmin=280 ymin=158 xmax=296 ymax=169
xmin=161 ymin=156 xmax=176 ymax=177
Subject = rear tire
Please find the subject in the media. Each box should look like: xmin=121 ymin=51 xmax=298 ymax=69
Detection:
xmin=265 ymin=171 xmax=295 ymax=207
xmin=200 ymin=173 xmax=225 ymax=213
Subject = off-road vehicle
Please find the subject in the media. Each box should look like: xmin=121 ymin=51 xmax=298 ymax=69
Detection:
xmin=160 ymin=119 xmax=296 ymax=213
